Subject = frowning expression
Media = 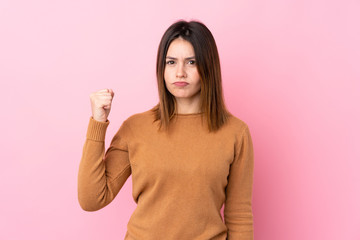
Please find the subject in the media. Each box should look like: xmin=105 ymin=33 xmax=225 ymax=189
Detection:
xmin=164 ymin=37 xmax=201 ymax=101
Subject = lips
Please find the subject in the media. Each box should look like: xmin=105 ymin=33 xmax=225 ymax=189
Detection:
xmin=174 ymin=82 xmax=189 ymax=87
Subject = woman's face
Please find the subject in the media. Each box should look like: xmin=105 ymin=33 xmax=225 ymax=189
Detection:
xmin=164 ymin=38 xmax=201 ymax=102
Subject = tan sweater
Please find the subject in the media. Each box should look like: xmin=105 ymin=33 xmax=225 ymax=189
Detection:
xmin=78 ymin=109 xmax=254 ymax=240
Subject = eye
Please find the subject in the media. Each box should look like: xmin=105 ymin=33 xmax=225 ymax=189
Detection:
xmin=188 ymin=60 xmax=196 ymax=65
xmin=166 ymin=60 xmax=175 ymax=65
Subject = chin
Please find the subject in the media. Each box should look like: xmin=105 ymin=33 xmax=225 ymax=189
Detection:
xmin=170 ymin=92 xmax=189 ymax=98
xmin=174 ymin=95 xmax=197 ymax=100
xmin=173 ymin=95 xmax=187 ymax=99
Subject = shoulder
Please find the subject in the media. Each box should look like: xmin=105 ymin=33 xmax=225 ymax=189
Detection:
xmin=111 ymin=108 xmax=155 ymax=141
xmin=225 ymin=112 xmax=253 ymax=151
xmin=225 ymin=112 xmax=251 ymax=134
xmin=122 ymin=108 xmax=156 ymax=128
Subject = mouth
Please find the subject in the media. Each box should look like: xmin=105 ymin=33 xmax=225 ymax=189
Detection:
xmin=173 ymin=82 xmax=189 ymax=87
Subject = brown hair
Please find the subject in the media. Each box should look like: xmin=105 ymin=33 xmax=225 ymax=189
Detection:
xmin=151 ymin=20 xmax=230 ymax=132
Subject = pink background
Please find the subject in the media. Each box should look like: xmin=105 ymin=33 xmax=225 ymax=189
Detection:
xmin=1 ymin=0 xmax=359 ymax=239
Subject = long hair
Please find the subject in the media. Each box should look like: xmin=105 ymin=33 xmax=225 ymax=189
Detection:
xmin=151 ymin=20 xmax=230 ymax=132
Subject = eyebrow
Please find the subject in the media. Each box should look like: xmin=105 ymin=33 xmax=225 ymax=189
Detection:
xmin=166 ymin=56 xmax=195 ymax=60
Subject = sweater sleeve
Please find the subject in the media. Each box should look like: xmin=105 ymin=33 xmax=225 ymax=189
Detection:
xmin=224 ymin=125 xmax=255 ymax=240
xmin=77 ymin=116 xmax=132 ymax=211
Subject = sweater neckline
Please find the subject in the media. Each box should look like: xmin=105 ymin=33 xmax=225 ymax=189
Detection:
xmin=174 ymin=112 xmax=204 ymax=117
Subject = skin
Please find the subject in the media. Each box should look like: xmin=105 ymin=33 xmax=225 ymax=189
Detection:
xmin=90 ymin=88 xmax=114 ymax=122
xmin=164 ymin=37 xmax=202 ymax=114
xmin=90 ymin=38 xmax=200 ymax=122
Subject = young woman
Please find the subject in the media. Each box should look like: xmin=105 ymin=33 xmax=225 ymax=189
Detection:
xmin=78 ymin=20 xmax=254 ymax=240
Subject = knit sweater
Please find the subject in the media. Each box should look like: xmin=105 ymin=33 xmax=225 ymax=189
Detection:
xmin=78 ymin=109 xmax=254 ymax=240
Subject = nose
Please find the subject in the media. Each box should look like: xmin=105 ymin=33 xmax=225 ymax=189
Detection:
xmin=176 ymin=63 xmax=187 ymax=78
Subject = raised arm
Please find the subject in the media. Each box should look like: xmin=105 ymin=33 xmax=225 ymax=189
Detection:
xmin=77 ymin=117 xmax=132 ymax=211
xmin=77 ymin=88 xmax=132 ymax=211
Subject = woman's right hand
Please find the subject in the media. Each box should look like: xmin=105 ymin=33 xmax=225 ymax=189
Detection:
xmin=90 ymin=89 xmax=114 ymax=122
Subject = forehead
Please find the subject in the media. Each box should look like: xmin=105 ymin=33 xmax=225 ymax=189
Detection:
xmin=166 ymin=38 xmax=195 ymax=57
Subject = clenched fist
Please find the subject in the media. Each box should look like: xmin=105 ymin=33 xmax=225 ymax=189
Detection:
xmin=90 ymin=89 xmax=114 ymax=122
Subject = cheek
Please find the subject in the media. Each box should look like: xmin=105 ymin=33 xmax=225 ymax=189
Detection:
xmin=163 ymin=70 xmax=172 ymax=89
xmin=164 ymin=68 xmax=171 ymax=82
xmin=192 ymin=71 xmax=201 ymax=84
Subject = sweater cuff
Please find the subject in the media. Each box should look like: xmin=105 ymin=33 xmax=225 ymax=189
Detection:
xmin=86 ymin=116 xmax=110 ymax=141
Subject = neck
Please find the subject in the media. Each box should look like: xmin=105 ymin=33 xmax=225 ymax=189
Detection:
xmin=175 ymin=94 xmax=201 ymax=114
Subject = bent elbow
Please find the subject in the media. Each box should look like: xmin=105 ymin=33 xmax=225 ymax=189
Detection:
xmin=78 ymin=198 xmax=106 ymax=212
xmin=77 ymin=193 xmax=105 ymax=212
